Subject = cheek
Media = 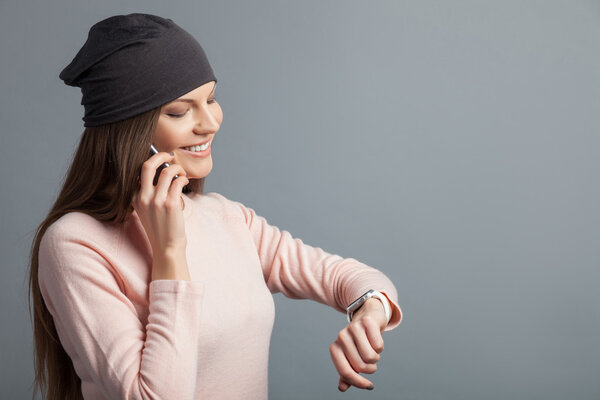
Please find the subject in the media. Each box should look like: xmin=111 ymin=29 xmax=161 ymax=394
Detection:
xmin=153 ymin=124 xmax=186 ymax=150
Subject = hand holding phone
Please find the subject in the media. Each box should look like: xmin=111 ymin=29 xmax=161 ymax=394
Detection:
xmin=132 ymin=146 xmax=190 ymax=279
xmin=149 ymin=144 xmax=179 ymax=186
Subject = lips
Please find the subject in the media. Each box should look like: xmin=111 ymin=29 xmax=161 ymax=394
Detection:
xmin=181 ymin=139 xmax=210 ymax=148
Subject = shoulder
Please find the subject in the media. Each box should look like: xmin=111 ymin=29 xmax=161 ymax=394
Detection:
xmin=187 ymin=191 xmax=250 ymax=221
xmin=38 ymin=212 xmax=129 ymax=299
xmin=40 ymin=211 xmax=122 ymax=261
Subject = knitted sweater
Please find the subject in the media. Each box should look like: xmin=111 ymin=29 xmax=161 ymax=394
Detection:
xmin=38 ymin=191 xmax=402 ymax=399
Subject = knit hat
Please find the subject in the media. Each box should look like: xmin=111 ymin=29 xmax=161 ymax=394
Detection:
xmin=59 ymin=13 xmax=217 ymax=127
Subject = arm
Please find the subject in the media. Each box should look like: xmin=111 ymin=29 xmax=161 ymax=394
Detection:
xmin=224 ymin=195 xmax=402 ymax=330
xmin=38 ymin=222 xmax=205 ymax=399
xmin=215 ymin=193 xmax=404 ymax=393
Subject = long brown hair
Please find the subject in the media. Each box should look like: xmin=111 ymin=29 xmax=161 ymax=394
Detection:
xmin=27 ymin=107 xmax=205 ymax=400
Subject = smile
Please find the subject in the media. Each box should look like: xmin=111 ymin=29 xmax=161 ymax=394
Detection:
xmin=180 ymin=141 xmax=211 ymax=157
xmin=182 ymin=142 xmax=210 ymax=152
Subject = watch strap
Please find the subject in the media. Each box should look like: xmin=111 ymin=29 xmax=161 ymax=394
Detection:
xmin=346 ymin=289 xmax=391 ymax=324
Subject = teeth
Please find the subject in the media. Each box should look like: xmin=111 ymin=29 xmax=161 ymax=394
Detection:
xmin=184 ymin=142 xmax=210 ymax=152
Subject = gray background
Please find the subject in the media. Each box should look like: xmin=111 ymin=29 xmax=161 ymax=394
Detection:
xmin=1 ymin=1 xmax=599 ymax=399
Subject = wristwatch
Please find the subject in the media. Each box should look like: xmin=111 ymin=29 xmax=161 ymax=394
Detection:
xmin=346 ymin=289 xmax=391 ymax=323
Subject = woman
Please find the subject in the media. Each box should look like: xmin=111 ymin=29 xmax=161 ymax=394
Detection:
xmin=28 ymin=13 xmax=403 ymax=400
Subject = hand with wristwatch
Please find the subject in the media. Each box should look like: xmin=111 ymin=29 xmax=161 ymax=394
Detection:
xmin=329 ymin=289 xmax=392 ymax=393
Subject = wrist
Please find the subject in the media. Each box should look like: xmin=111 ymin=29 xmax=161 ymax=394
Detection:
xmin=152 ymin=248 xmax=190 ymax=281
xmin=354 ymin=298 xmax=388 ymax=327
xmin=154 ymin=244 xmax=187 ymax=262
xmin=356 ymin=297 xmax=386 ymax=314
xmin=346 ymin=289 xmax=391 ymax=325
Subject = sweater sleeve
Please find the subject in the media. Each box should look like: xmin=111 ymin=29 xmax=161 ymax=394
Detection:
xmin=222 ymin=195 xmax=402 ymax=331
xmin=38 ymin=219 xmax=205 ymax=399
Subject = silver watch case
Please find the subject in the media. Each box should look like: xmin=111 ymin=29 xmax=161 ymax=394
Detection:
xmin=346 ymin=289 xmax=377 ymax=322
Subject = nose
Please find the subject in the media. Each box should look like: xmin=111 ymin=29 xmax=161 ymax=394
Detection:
xmin=192 ymin=104 xmax=220 ymax=135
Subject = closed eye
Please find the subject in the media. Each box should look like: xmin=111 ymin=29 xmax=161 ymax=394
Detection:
xmin=167 ymin=111 xmax=188 ymax=118
xmin=166 ymin=98 xmax=218 ymax=118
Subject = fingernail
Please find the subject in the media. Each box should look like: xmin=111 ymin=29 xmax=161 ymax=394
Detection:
xmin=169 ymin=152 xmax=174 ymax=155
xmin=367 ymin=385 xmax=374 ymax=390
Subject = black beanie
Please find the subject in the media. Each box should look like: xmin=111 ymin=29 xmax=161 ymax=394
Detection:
xmin=59 ymin=13 xmax=217 ymax=127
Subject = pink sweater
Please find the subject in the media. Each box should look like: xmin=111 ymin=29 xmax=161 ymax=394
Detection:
xmin=38 ymin=191 xmax=402 ymax=399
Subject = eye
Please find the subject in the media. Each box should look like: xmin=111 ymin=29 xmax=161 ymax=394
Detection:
xmin=208 ymin=97 xmax=218 ymax=104
xmin=166 ymin=110 xmax=189 ymax=118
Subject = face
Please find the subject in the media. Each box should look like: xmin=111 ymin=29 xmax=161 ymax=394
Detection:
xmin=152 ymin=81 xmax=223 ymax=179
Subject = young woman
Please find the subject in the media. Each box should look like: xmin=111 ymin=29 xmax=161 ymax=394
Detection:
xmin=28 ymin=13 xmax=403 ymax=400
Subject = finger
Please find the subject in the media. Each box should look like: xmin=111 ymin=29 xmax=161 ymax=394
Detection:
xmin=154 ymin=164 xmax=187 ymax=200
xmin=140 ymin=152 xmax=175 ymax=200
xmin=165 ymin=176 xmax=190 ymax=207
xmin=349 ymin=322 xmax=382 ymax=364
xmin=363 ymin=318 xmax=385 ymax=354
xmin=338 ymin=377 xmax=350 ymax=392
xmin=329 ymin=341 xmax=374 ymax=389
xmin=337 ymin=329 xmax=377 ymax=374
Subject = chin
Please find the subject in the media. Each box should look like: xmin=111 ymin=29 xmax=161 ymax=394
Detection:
xmin=188 ymin=167 xmax=212 ymax=180
xmin=183 ymin=158 xmax=212 ymax=180
xmin=188 ymin=173 xmax=209 ymax=180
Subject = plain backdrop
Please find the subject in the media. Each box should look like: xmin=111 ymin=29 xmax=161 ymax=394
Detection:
xmin=1 ymin=1 xmax=599 ymax=399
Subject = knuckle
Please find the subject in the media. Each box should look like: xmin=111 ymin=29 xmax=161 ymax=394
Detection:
xmin=152 ymin=198 xmax=163 ymax=208
xmin=172 ymin=178 xmax=184 ymax=188
xmin=340 ymin=369 xmax=355 ymax=382
xmin=164 ymin=197 xmax=177 ymax=208
xmin=365 ymin=353 xmax=380 ymax=363
xmin=363 ymin=363 xmax=377 ymax=373
xmin=361 ymin=315 xmax=375 ymax=326
xmin=337 ymin=329 xmax=349 ymax=341
xmin=355 ymin=360 xmax=367 ymax=371
xmin=171 ymin=166 xmax=184 ymax=176
xmin=349 ymin=323 xmax=362 ymax=334
xmin=330 ymin=341 xmax=341 ymax=354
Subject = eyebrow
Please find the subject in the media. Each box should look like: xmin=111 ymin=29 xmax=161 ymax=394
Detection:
xmin=169 ymin=82 xmax=216 ymax=104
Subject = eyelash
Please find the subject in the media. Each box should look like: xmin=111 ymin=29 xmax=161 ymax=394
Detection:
xmin=167 ymin=98 xmax=218 ymax=118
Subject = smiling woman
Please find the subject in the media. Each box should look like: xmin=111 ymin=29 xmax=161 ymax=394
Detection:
xmin=153 ymin=82 xmax=223 ymax=181
xmin=28 ymin=12 xmax=402 ymax=400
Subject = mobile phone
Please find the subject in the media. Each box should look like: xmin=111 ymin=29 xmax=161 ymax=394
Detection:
xmin=149 ymin=144 xmax=179 ymax=186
